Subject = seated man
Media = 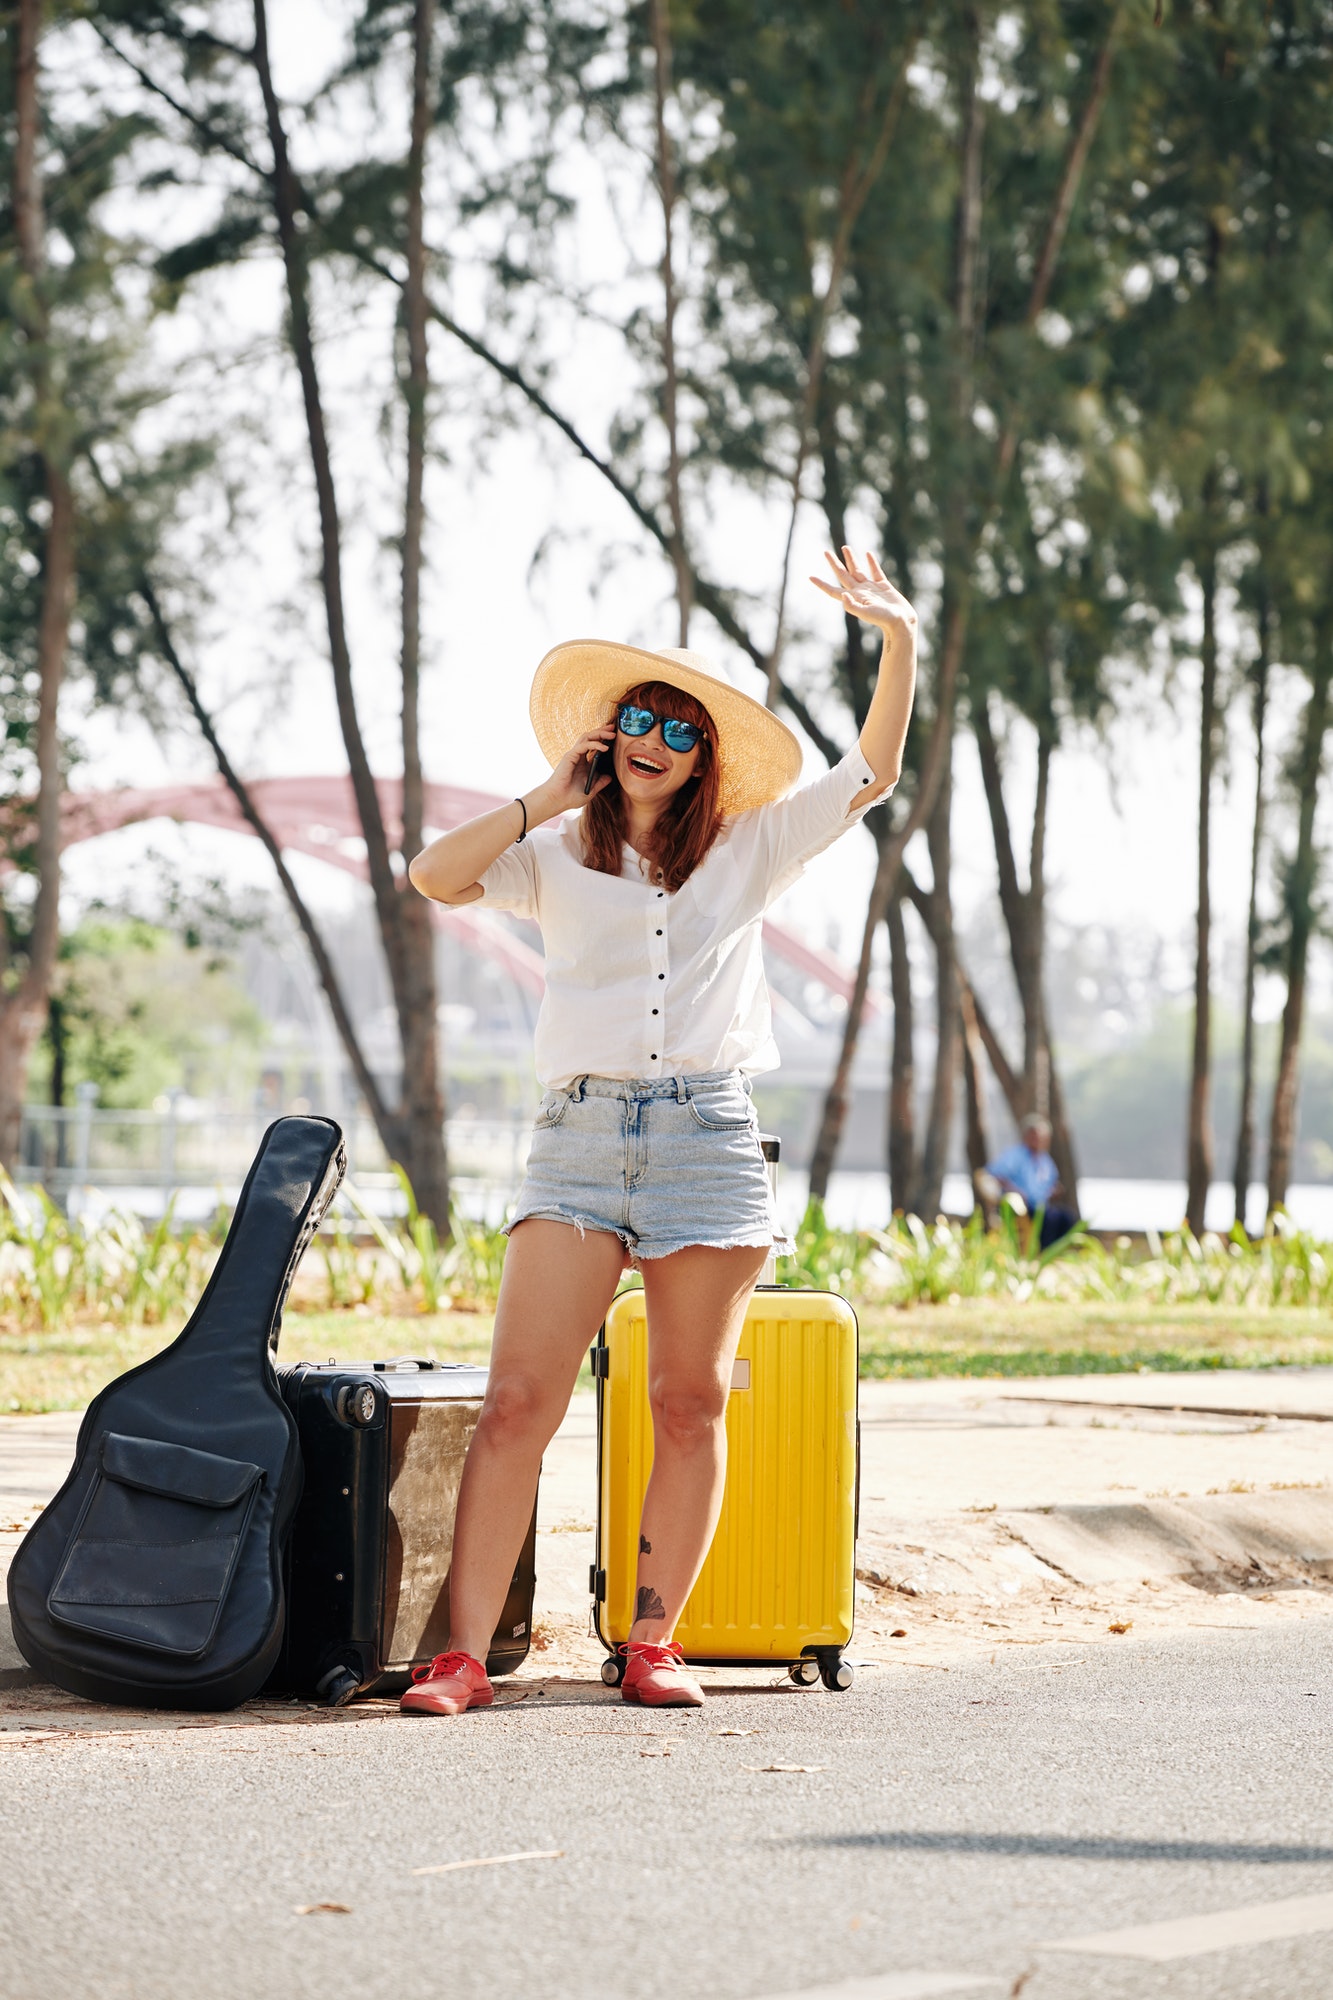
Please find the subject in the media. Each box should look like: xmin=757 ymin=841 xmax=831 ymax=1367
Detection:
xmin=982 ymin=1114 xmax=1076 ymax=1249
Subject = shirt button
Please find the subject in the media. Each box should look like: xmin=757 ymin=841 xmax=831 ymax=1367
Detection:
xmin=650 ymin=1053 xmax=658 ymax=1060
xmin=658 ymin=973 xmax=665 ymax=981
xmin=652 ymin=1008 xmax=659 ymax=1016
xmin=655 ymin=929 xmax=663 ymax=936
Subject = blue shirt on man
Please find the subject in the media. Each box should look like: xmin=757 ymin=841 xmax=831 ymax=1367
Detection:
xmin=986 ymin=1142 xmax=1059 ymax=1212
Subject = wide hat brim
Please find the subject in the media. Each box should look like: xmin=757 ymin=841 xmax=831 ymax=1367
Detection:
xmin=529 ymin=641 xmax=804 ymax=815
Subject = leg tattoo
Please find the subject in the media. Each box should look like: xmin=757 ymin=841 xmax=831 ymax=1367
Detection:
xmin=635 ymin=1583 xmax=665 ymax=1623
xmin=639 ymin=1534 xmax=652 ymax=1554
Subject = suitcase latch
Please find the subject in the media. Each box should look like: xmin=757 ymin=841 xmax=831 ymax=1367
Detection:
xmin=589 ymin=1565 xmax=606 ymax=1601
xmin=589 ymin=1345 xmax=610 ymax=1379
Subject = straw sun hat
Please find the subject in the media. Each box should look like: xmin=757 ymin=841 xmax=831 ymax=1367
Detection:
xmin=529 ymin=640 xmax=804 ymax=816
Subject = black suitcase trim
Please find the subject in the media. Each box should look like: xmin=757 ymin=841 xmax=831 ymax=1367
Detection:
xmin=269 ymin=1359 xmax=538 ymax=1702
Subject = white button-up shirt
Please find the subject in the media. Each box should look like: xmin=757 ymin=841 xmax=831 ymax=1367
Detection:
xmin=478 ymin=743 xmax=891 ymax=1088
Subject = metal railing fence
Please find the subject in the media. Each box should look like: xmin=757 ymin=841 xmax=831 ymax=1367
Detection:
xmin=15 ymin=1101 xmax=533 ymax=1220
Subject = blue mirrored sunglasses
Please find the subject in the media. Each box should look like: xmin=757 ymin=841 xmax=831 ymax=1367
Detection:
xmin=617 ymin=703 xmax=703 ymax=754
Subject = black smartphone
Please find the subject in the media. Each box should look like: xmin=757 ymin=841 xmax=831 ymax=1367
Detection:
xmin=585 ymin=746 xmax=615 ymax=794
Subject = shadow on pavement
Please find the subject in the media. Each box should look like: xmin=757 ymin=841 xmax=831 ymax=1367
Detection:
xmin=784 ymin=1830 xmax=1333 ymax=1864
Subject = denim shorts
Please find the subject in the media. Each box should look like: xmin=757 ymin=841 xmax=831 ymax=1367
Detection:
xmin=505 ymin=1070 xmax=780 ymax=1262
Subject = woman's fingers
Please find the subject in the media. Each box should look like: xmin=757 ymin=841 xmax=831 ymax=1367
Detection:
xmin=826 ymin=546 xmax=896 ymax=588
xmin=812 ymin=574 xmax=874 ymax=608
xmin=812 ymin=554 xmax=915 ymax=627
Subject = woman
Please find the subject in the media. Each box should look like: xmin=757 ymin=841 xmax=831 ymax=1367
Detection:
xmin=403 ymin=548 xmax=916 ymax=1713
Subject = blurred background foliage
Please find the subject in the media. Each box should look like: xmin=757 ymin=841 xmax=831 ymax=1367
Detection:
xmin=4 ymin=0 xmax=1333 ymax=1358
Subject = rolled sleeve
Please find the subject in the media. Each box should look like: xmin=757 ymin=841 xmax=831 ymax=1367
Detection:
xmin=476 ymin=839 xmax=538 ymax=919
xmin=756 ymin=743 xmax=894 ymax=904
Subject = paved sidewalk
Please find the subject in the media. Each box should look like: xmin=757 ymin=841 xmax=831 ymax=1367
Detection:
xmin=6 ymin=1368 xmax=1333 ymax=1680
xmin=5 ymin=1624 xmax=1333 ymax=2000
xmin=5 ymin=1371 xmax=1333 ymax=1999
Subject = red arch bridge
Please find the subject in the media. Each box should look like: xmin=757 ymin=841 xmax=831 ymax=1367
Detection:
xmin=57 ymin=774 xmax=878 ymax=1018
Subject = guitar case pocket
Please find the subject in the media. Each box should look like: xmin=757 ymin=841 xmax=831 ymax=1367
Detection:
xmin=46 ymin=1434 xmax=264 ymax=1660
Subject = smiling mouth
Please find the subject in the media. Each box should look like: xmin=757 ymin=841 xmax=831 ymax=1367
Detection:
xmin=627 ymin=754 xmax=668 ymax=776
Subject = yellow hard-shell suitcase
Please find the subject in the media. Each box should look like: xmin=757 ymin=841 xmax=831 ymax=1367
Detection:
xmin=591 ymin=1285 xmax=859 ymax=1691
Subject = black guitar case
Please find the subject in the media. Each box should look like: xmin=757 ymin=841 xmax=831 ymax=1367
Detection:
xmin=6 ymin=1115 xmax=345 ymax=1710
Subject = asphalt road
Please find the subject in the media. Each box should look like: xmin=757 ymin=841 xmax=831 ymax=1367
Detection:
xmin=4 ymin=1622 xmax=1333 ymax=2000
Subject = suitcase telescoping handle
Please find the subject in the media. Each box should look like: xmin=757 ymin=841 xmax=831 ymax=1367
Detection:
xmin=759 ymin=1133 xmax=780 ymax=1286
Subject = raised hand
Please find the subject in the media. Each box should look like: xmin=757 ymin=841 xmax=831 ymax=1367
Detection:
xmin=810 ymin=547 xmax=916 ymax=636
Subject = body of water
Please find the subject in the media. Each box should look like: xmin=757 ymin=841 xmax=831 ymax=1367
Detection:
xmin=45 ymin=1164 xmax=1333 ymax=1242
xmin=781 ymin=1172 xmax=1333 ymax=1238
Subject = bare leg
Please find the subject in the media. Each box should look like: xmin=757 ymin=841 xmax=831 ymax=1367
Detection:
xmin=448 ymin=1219 xmax=626 ymax=1664
xmin=629 ymin=1243 xmax=768 ymax=1642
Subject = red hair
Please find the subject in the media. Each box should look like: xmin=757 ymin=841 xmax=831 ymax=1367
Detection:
xmin=581 ymin=680 xmax=724 ymax=892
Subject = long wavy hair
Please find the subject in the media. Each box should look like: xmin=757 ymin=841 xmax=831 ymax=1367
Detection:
xmin=581 ymin=680 xmax=724 ymax=893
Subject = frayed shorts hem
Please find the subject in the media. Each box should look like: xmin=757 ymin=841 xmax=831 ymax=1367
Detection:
xmin=633 ymin=1229 xmax=776 ymax=1262
xmin=505 ymin=1070 xmax=785 ymax=1268
xmin=502 ymin=1205 xmax=777 ymax=1267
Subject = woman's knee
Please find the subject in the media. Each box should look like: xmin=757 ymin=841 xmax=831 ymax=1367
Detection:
xmin=475 ymin=1372 xmax=562 ymax=1454
xmin=648 ymin=1377 xmax=728 ymax=1452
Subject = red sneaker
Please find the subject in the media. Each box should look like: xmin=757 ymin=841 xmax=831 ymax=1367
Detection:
xmin=400 ymin=1650 xmax=494 ymax=1716
xmin=620 ymin=1640 xmax=705 ymax=1708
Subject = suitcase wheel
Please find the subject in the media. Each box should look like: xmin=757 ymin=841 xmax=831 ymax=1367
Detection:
xmin=789 ymin=1658 xmax=821 ymax=1687
xmin=315 ymin=1662 xmax=362 ymax=1707
xmin=820 ymin=1655 xmax=855 ymax=1692
xmin=601 ymin=1655 xmax=625 ymax=1687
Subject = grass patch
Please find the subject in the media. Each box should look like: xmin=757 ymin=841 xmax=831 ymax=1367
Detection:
xmin=7 ymin=1297 xmax=1333 ymax=1413
xmin=0 ymin=1307 xmax=497 ymax=1414
xmin=857 ymin=1301 xmax=1333 ymax=1378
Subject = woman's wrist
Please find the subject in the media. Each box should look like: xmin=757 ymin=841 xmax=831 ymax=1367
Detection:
xmin=517 ymin=784 xmax=558 ymax=834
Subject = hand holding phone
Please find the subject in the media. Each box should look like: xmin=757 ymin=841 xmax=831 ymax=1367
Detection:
xmin=584 ymin=745 xmax=615 ymax=795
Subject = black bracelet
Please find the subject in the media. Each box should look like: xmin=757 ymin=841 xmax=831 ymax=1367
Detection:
xmin=514 ymin=797 xmax=527 ymax=844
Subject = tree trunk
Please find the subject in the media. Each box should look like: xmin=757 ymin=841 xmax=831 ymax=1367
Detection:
xmin=912 ymin=766 xmax=957 ymax=1218
xmin=816 ymin=393 xmax=873 ymax=725
xmin=961 ymin=965 xmax=1023 ymax=1125
xmin=1185 ymin=549 xmax=1219 ymax=1235
xmin=1265 ymin=629 xmax=1333 ymax=1213
xmin=969 ymin=697 xmax=1079 ymax=1213
xmin=1043 ymin=1001 xmax=1080 ymax=1211
xmin=250 ymin=0 xmax=449 ymax=1226
xmin=0 ymin=0 xmax=73 ymax=1169
xmin=958 ymin=978 xmax=992 ymax=1209
xmin=972 ymin=695 xmax=1044 ymax=1097
xmin=805 ymin=621 xmax=964 ymax=1204
xmin=885 ymin=891 xmax=915 ymax=1214
xmin=396 ymin=0 xmax=450 ymax=1228
xmin=648 ymin=0 xmax=690 ymax=645
xmin=1232 ymin=573 xmax=1270 ymax=1232
xmin=48 ymin=994 xmax=66 ymax=1110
